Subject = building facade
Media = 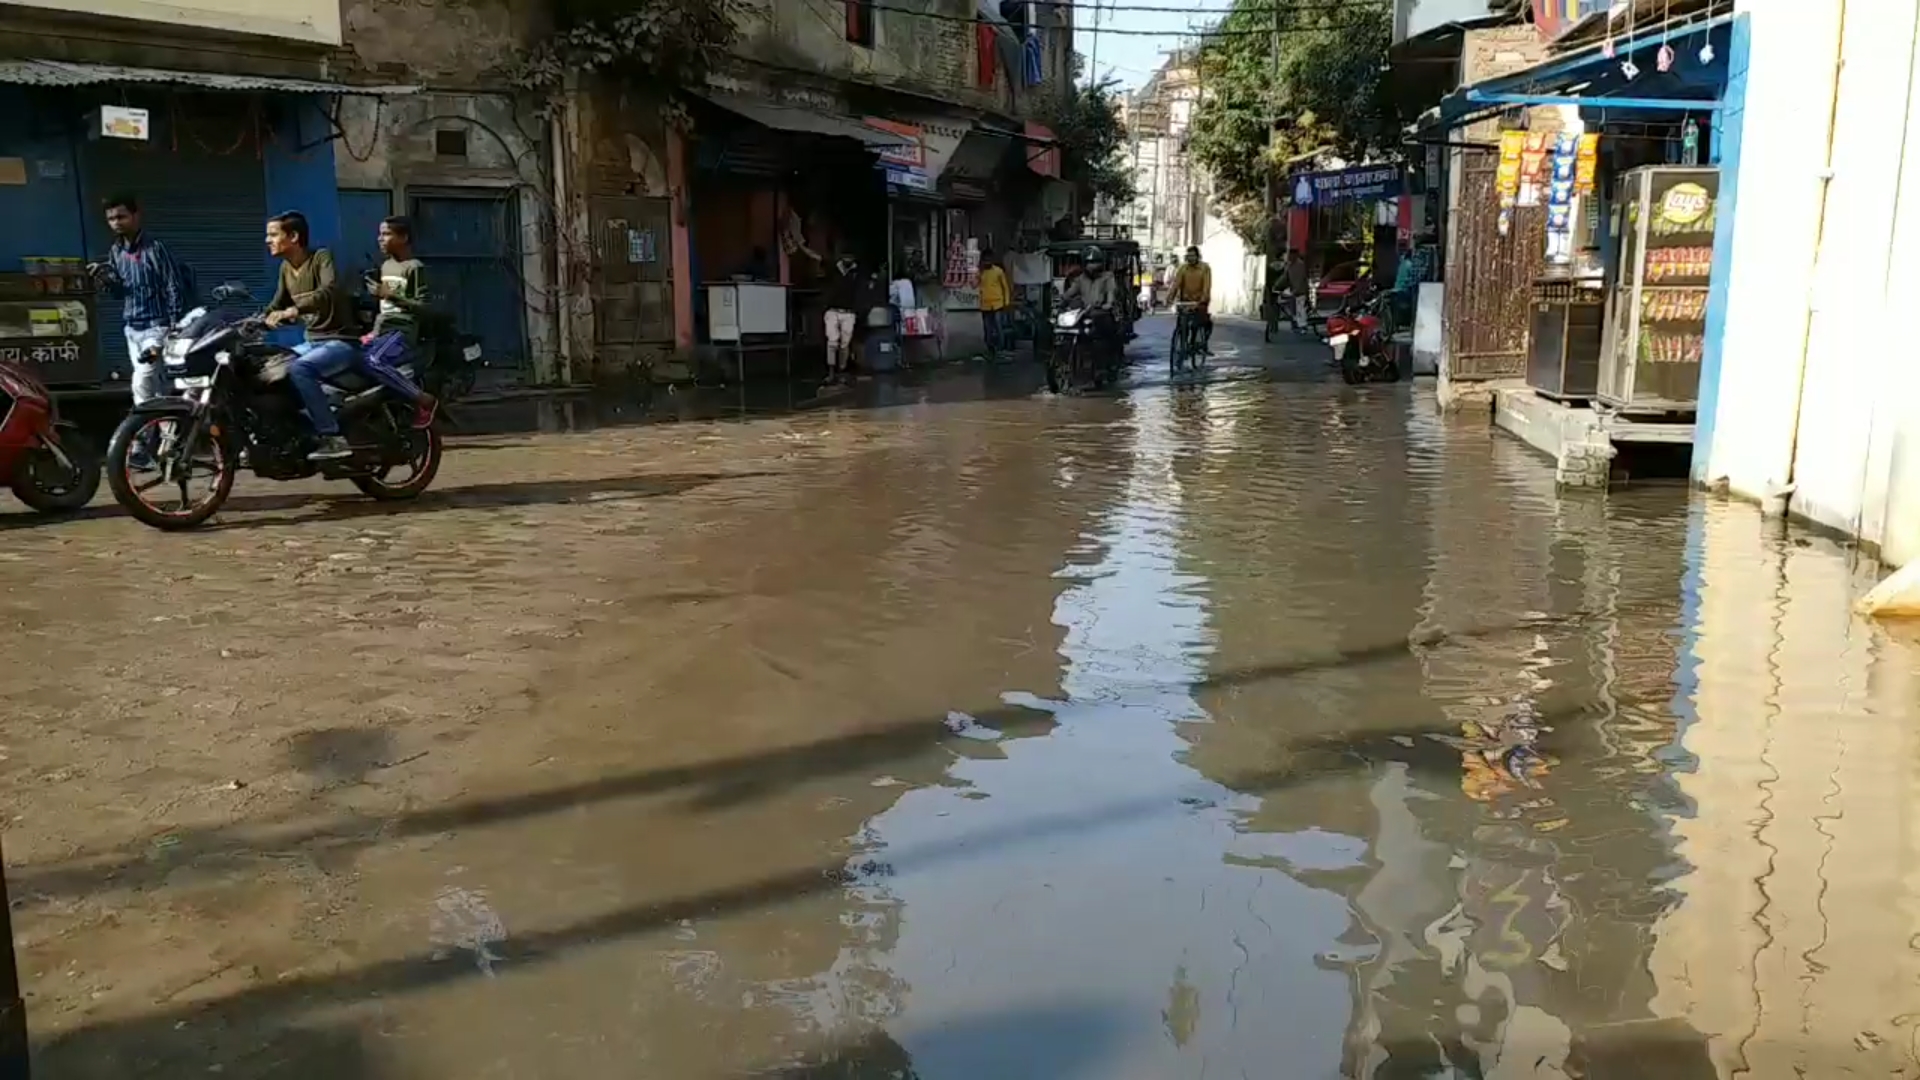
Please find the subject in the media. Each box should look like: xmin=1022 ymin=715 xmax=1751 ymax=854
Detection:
xmin=1692 ymin=0 xmax=1920 ymax=568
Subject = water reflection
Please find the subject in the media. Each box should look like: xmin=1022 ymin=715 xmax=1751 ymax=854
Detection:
xmin=17 ymin=338 xmax=1920 ymax=1078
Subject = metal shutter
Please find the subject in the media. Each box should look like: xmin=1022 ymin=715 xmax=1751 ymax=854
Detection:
xmin=81 ymin=95 xmax=270 ymax=379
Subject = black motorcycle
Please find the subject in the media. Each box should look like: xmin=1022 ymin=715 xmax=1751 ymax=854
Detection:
xmin=1046 ymin=304 xmax=1120 ymax=394
xmin=104 ymin=284 xmax=443 ymax=530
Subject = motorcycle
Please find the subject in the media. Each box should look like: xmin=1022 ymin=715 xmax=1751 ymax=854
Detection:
xmin=1046 ymin=304 xmax=1119 ymax=394
xmin=1327 ymin=293 xmax=1402 ymax=385
xmin=0 ymin=358 xmax=100 ymax=515
xmin=104 ymin=284 xmax=444 ymax=530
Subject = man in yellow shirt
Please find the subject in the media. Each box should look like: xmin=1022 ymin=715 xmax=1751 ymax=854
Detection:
xmin=979 ymin=246 xmax=1013 ymax=359
xmin=1170 ymin=245 xmax=1213 ymax=354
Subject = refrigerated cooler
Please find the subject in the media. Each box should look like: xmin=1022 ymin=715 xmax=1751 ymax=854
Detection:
xmin=1597 ymin=166 xmax=1718 ymax=412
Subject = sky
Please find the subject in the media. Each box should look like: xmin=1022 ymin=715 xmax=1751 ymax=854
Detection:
xmin=1076 ymin=0 xmax=1243 ymax=89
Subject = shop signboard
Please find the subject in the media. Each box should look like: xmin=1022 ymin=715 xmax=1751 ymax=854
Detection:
xmin=1290 ymin=164 xmax=1402 ymax=207
xmin=98 ymin=105 xmax=149 ymax=141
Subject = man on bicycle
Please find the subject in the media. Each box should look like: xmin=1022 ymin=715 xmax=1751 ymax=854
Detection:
xmin=1170 ymin=246 xmax=1213 ymax=355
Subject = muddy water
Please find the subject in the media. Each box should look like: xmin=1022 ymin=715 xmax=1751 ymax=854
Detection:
xmin=7 ymin=321 xmax=1920 ymax=1077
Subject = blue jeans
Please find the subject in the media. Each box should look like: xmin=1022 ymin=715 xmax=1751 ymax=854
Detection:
xmin=288 ymin=339 xmax=361 ymax=437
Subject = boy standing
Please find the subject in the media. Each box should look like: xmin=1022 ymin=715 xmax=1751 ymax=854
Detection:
xmin=369 ymin=216 xmax=437 ymax=427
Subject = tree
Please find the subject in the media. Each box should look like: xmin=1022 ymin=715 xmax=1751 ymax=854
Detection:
xmin=514 ymin=0 xmax=742 ymax=110
xmin=1187 ymin=0 xmax=1395 ymax=241
xmin=1049 ymin=78 xmax=1137 ymax=213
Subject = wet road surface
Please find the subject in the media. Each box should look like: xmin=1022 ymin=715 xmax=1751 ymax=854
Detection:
xmin=5 ymin=317 xmax=1920 ymax=1077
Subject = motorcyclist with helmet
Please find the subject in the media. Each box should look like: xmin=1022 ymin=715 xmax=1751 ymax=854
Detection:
xmin=1064 ymin=245 xmax=1122 ymax=375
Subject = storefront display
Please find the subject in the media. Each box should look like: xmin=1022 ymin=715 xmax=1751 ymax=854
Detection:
xmin=0 ymin=271 xmax=97 ymax=388
xmin=1598 ymin=166 xmax=1720 ymax=411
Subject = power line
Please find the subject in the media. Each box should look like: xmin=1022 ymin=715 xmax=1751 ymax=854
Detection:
xmin=865 ymin=3 xmax=1388 ymax=38
xmin=1030 ymin=0 xmax=1389 ymax=12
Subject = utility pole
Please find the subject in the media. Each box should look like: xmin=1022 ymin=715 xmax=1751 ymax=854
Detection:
xmin=0 ymin=840 xmax=27 ymax=1080
xmin=1087 ymin=0 xmax=1101 ymax=86
xmin=1265 ymin=0 xmax=1284 ymax=251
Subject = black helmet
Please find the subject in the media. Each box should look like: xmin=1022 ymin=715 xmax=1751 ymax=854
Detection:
xmin=1083 ymin=246 xmax=1107 ymax=267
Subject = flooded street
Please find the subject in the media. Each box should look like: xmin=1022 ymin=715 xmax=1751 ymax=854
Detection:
xmin=5 ymin=317 xmax=1920 ymax=1078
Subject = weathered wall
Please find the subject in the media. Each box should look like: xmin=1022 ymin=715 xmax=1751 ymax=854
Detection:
xmin=336 ymin=93 xmax=556 ymax=382
xmin=729 ymin=0 xmax=1069 ymax=120
xmin=337 ymin=0 xmax=543 ymax=86
xmin=6 ymin=0 xmax=338 ymax=45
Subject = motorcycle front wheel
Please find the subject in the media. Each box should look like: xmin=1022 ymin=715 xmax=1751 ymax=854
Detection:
xmin=10 ymin=422 xmax=101 ymax=513
xmin=106 ymin=413 xmax=236 ymax=530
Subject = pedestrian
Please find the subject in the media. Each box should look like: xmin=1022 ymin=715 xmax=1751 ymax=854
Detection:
xmin=1286 ymin=248 xmax=1310 ymax=327
xmin=262 ymin=210 xmax=360 ymax=461
xmin=102 ymin=194 xmax=192 ymax=466
xmin=979 ymin=246 xmax=1012 ymax=360
xmin=367 ymin=215 xmax=439 ymax=428
xmin=822 ymin=253 xmax=861 ymax=386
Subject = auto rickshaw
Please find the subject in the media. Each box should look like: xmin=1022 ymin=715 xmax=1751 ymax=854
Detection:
xmin=1041 ymin=236 xmax=1142 ymax=339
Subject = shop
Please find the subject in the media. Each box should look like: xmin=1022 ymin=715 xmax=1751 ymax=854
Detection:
xmin=0 ymin=65 xmax=408 ymax=391
xmin=873 ymin=118 xmax=1037 ymax=361
xmin=1435 ymin=6 xmax=1735 ymax=397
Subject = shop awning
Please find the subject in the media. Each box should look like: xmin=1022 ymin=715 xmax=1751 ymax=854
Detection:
xmin=0 ymin=59 xmax=419 ymax=95
xmin=698 ymin=93 xmax=916 ymax=150
xmin=1439 ymin=8 xmax=1735 ymax=123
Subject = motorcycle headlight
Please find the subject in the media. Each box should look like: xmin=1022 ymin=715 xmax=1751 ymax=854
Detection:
xmin=163 ymin=337 xmax=192 ymax=365
xmin=1056 ymin=311 xmax=1082 ymax=329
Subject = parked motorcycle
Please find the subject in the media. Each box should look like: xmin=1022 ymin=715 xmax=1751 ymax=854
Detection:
xmin=1327 ymin=294 xmax=1402 ymax=385
xmin=0 ymin=358 xmax=100 ymax=514
xmin=104 ymin=284 xmax=443 ymax=530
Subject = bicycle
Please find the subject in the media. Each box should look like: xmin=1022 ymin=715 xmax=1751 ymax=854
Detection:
xmin=1171 ymin=302 xmax=1205 ymax=375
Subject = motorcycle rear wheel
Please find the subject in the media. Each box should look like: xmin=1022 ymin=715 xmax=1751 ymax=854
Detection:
xmin=10 ymin=422 xmax=101 ymax=513
xmin=1339 ymin=341 xmax=1362 ymax=385
xmin=106 ymin=413 xmax=235 ymax=531
xmin=352 ymin=423 xmax=443 ymax=501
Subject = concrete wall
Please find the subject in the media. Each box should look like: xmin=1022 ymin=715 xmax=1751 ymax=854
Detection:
xmin=338 ymin=0 xmax=543 ymax=85
xmin=335 ymin=93 xmax=556 ymax=382
xmin=4 ymin=0 xmax=338 ymax=45
xmin=1697 ymin=2 xmax=1920 ymax=564
xmin=730 ymin=0 xmax=1071 ymax=121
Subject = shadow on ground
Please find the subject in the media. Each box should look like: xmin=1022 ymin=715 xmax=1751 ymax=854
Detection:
xmin=23 ymin=600 xmax=1708 ymax=1076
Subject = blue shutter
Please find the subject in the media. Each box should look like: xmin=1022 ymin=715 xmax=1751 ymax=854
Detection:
xmin=408 ymin=190 xmax=527 ymax=380
xmin=80 ymin=95 xmax=270 ymax=381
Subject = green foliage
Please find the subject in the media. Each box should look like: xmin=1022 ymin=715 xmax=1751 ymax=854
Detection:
xmin=1187 ymin=0 xmax=1395 ymax=241
xmin=1049 ymin=79 xmax=1138 ymax=210
xmin=514 ymin=0 xmax=741 ymax=111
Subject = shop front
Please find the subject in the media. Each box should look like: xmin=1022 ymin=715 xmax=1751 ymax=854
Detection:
xmin=869 ymin=117 xmax=1034 ymax=361
xmin=0 ymin=63 xmax=411 ymax=391
xmin=1439 ymin=9 xmax=1735 ymax=403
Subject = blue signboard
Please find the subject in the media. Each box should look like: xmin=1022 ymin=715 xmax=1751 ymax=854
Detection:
xmin=1290 ymin=165 xmax=1403 ymax=207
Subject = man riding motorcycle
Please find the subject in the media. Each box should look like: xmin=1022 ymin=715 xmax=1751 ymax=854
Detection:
xmin=1064 ymin=246 xmax=1121 ymax=372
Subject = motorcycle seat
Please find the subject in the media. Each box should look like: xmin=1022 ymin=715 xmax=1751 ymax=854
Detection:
xmin=322 ymin=367 xmax=373 ymax=394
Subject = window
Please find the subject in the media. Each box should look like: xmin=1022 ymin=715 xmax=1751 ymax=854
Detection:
xmin=435 ymin=129 xmax=468 ymax=159
xmin=845 ymin=0 xmax=874 ymax=46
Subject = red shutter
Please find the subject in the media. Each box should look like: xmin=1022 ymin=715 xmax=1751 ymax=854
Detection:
xmin=977 ymin=21 xmax=997 ymax=87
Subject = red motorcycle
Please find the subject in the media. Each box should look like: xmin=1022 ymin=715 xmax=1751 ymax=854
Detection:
xmin=0 ymin=359 xmax=101 ymax=514
xmin=1326 ymin=293 xmax=1402 ymax=385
